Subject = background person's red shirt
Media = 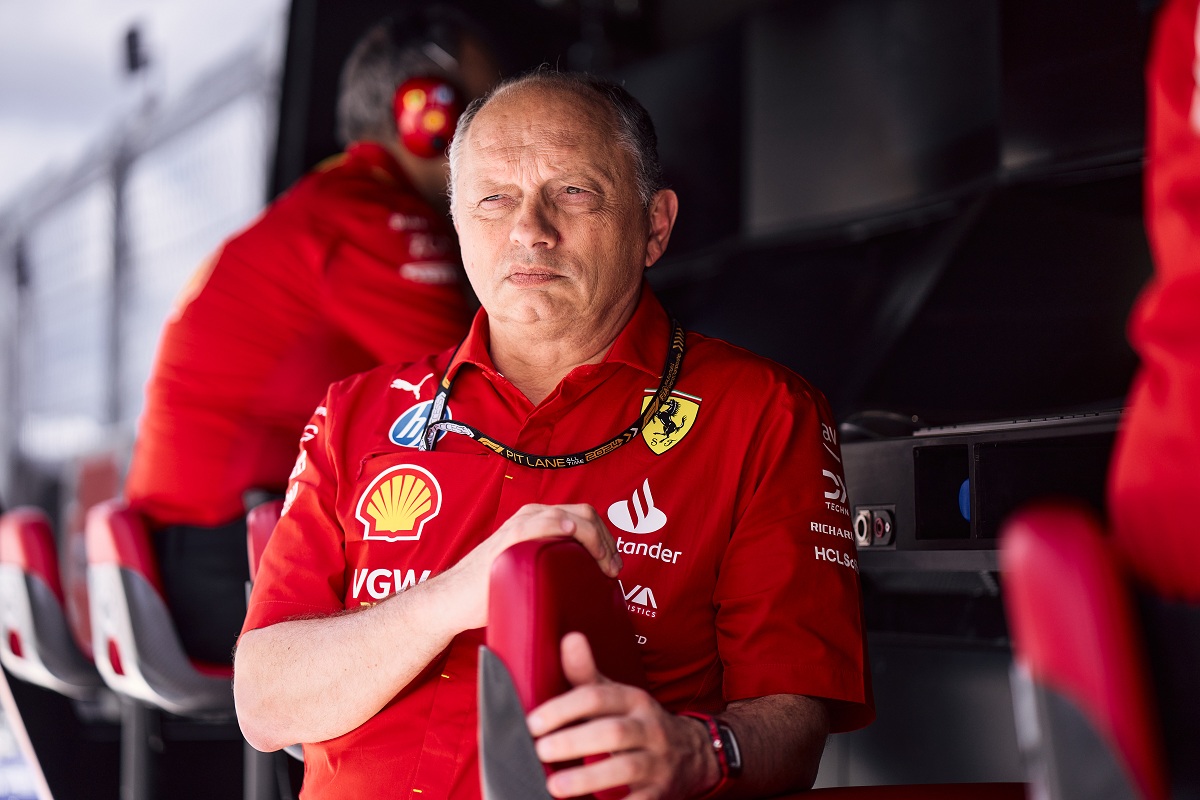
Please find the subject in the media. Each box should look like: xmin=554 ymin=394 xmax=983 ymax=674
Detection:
xmin=125 ymin=142 xmax=471 ymax=528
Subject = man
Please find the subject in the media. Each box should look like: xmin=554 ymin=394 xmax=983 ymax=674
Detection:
xmin=235 ymin=72 xmax=873 ymax=799
xmin=123 ymin=8 xmax=498 ymax=665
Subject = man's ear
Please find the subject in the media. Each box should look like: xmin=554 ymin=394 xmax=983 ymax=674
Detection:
xmin=644 ymin=189 xmax=679 ymax=268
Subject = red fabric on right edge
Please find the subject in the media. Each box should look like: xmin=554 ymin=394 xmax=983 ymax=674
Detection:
xmin=1107 ymin=0 xmax=1200 ymax=603
xmin=999 ymin=503 xmax=1168 ymax=800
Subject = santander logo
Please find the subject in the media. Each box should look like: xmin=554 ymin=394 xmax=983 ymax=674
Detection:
xmin=607 ymin=478 xmax=667 ymax=535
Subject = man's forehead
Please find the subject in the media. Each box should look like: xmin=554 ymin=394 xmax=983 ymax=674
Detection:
xmin=462 ymin=84 xmax=625 ymax=169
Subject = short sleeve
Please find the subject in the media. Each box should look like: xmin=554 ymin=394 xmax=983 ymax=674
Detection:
xmin=241 ymin=389 xmax=348 ymax=635
xmin=714 ymin=377 xmax=874 ymax=732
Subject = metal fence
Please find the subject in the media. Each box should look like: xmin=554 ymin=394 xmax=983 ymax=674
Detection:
xmin=0 ymin=35 xmax=283 ymax=517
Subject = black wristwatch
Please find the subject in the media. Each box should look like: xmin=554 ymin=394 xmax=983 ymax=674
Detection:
xmin=681 ymin=711 xmax=743 ymax=793
xmin=716 ymin=720 xmax=743 ymax=776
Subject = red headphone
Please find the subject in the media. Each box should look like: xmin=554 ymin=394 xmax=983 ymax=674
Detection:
xmin=393 ymin=76 xmax=464 ymax=159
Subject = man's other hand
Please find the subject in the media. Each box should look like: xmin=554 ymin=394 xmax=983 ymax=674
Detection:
xmin=441 ymin=504 xmax=622 ymax=631
xmin=527 ymin=632 xmax=719 ymax=800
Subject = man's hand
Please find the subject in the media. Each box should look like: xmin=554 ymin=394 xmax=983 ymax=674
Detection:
xmin=526 ymin=632 xmax=717 ymax=800
xmin=441 ymin=504 xmax=622 ymax=631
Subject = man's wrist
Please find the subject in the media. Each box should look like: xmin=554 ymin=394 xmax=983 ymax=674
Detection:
xmin=679 ymin=712 xmax=731 ymax=798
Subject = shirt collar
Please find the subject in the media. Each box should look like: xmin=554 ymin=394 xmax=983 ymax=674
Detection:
xmin=444 ymin=280 xmax=672 ymax=385
xmin=345 ymin=141 xmax=417 ymax=192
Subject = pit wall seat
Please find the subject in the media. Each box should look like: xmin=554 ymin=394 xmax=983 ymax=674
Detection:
xmin=85 ymin=499 xmax=234 ymax=717
xmin=1000 ymin=502 xmax=1169 ymax=800
xmin=483 ymin=537 xmax=1026 ymax=800
xmin=245 ymin=499 xmax=284 ymax=585
xmin=0 ymin=507 xmax=104 ymax=699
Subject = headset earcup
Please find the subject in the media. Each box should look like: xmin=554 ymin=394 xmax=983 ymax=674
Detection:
xmin=393 ymin=76 xmax=464 ymax=159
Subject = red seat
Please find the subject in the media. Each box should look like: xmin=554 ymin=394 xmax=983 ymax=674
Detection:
xmin=1000 ymin=502 xmax=1169 ymax=800
xmin=482 ymin=537 xmax=1023 ymax=800
xmin=85 ymin=499 xmax=234 ymax=717
xmin=0 ymin=507 xmax=103 ymax=699
xmin=242 ymin=498 xmax=304 ymax=770
xmin=486 ymin=536 xmax=646 ymax=712
xmin=246 ymin=499 xmax=284 ymax=584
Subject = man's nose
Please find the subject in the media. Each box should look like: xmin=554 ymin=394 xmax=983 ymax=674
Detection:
xmin=510 ymin=199 xmax=558 ymax=250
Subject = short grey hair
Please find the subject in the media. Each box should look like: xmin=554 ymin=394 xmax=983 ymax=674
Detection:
xmin=447 ymin=71 xmax=666 ymax=216
xmin=336 ymin=9 xmax=473 ymax=146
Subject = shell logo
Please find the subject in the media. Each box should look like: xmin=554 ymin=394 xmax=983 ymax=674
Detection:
xmin=355 ymin=464 xmax=442 ymax=542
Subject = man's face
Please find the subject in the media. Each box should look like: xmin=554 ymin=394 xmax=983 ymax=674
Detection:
xmin=451 ymin=85 xmax=658 ymax=335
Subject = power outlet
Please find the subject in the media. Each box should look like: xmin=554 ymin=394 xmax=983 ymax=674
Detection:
xmin=852 ymin=506 xmax=895 ymax=548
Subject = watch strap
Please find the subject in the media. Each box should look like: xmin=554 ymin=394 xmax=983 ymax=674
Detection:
xmin=679 ymin=711 xmax=732 ymax=797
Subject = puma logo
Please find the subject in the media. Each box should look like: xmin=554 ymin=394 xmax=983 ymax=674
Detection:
xmin=391 ymin=373 xmax=434 ymax=401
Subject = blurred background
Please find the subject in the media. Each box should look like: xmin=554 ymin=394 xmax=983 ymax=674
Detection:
xmin=0 ymin=1 xmax=289 ymax=208
xmin=0 ymin=0 xmax=1156 ymax=517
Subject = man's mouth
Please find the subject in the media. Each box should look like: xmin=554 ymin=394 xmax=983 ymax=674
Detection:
xmin=505 ymin=268 xmax=562 ymax=286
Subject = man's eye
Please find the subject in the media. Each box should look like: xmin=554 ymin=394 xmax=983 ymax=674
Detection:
xmin=482 ymin=195 xmax=502 ymax=203
xmin=564 ymin=186 xmax=584 ymax=194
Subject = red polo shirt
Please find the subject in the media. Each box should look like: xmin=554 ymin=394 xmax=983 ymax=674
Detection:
xmin=244 ymin=286 xmax=873 ymax=799
xmin=125 ymin=142 xmax=471 ymax=528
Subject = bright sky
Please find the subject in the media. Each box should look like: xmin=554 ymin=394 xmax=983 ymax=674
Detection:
xmin=0 ymin=0 xmax=289 ymax=210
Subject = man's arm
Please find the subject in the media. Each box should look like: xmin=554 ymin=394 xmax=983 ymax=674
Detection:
xmin=527 ymin=633 xmax=829 ymax=799
xmin=235 ymin=573 xmax=462 ymax=752
xmin=235 ymin=505 xmax=622 ymax=752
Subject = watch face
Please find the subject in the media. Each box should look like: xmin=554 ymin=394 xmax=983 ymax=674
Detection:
xmin=717 ymin=722 xmax=743 ymax=774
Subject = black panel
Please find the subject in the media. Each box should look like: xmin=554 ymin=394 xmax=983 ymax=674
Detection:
xmin=1137 ymin=593 xmax=1200 ymax=798
xmin=821 ymin=639 xmax=1023 ymax=785
xmin=914 ymin=445 xmax=971 ymax=540
xmin=744 ymin=0 xmax=1000 ymax=237
xmin=654 ymin=172 xmax=1151 ymax=424
xmin=1000 ymin=0 xmax=1151 ymax=175
xmin=973 ymin=432 xmax=1115 ymax=539
xmin=855 ymin=175 xmax=1151 ymax=423
xmin=615 ymin=24 xmax=743 ymax=256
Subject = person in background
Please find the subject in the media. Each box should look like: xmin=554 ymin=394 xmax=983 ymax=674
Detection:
xmin=123 ymin=6 xmax=499 ymax=666
xmin=1107 ymin=0 xmax=1200 ymax=600
xmin=235 ymin=70 xmax=872 ymax=799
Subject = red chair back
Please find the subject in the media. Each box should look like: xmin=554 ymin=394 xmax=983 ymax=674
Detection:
xmin=85 ymin=499 xmax=235 ymax=714
xmin=486 ymin=536 xmax=646 ymax=713
xmin=246 ymin=499 xmax=284 ymax=583
xmin=0 ymin=508 xmax=65 ymax=602
xmin=85 ymin=500 xmax=165 ymax=595
xmin=0 ymin=507 xmax=102 ymax=698
xmin=1000 ymin=502 xmax=1168 ymax=800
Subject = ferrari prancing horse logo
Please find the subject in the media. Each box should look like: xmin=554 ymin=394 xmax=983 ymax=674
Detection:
xmin=640 ymin=390 xmax=701 ymax=455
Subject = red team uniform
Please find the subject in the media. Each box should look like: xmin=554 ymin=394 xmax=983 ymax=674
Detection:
xmin=244 ymin=286 xmax=873 ymax=799
xmin=126 ymin=141 xmax=471 ymax=528
xmin=1108 ymin=0 xmax=1200 ymax=599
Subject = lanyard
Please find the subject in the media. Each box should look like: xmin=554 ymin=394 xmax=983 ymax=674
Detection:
xmin=419 ymin=319 xmax=686 ymax=468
